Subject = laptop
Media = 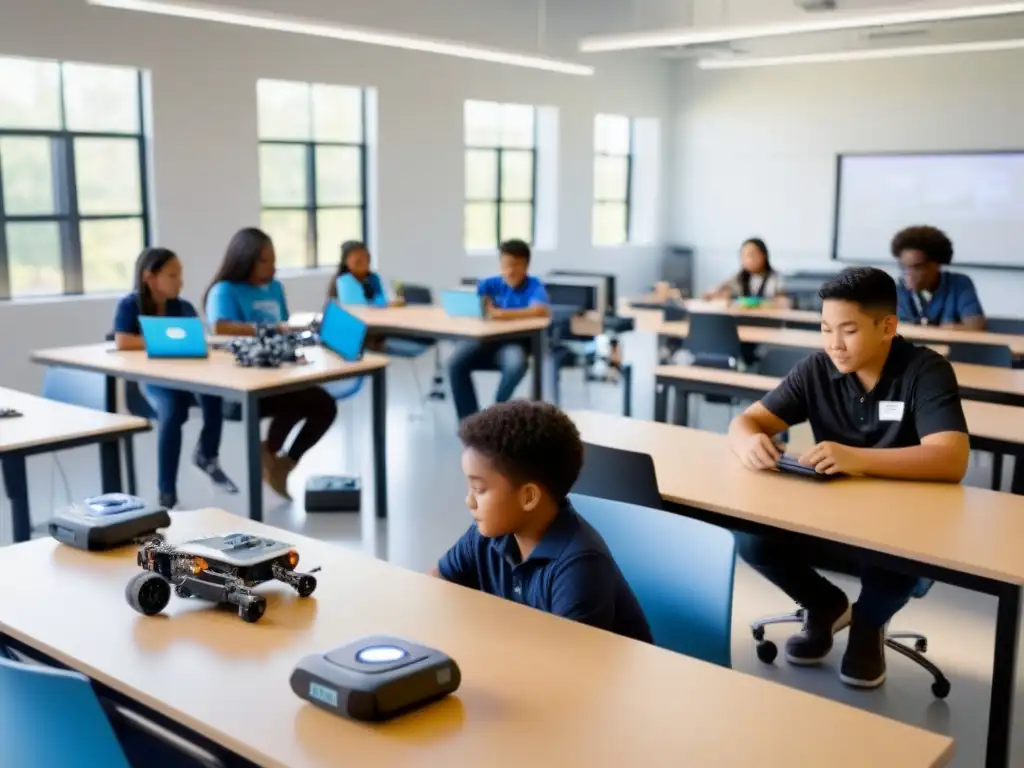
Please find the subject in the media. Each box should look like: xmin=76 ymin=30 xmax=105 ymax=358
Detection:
xmin=440 ymin=289 xmax=484 ymax=319
xmin=139 ymin=316 xmax=208 ymax=359
xmin=319 ymin=302 xmax=368 ymax=362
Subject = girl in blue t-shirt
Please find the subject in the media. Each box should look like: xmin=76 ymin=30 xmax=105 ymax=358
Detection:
xmin=204 ymin=228 xmax=337 ymax=501
xmin=328 ymin=240 xmax=404 ymax=308
xmin=112 ymin=247 xmax=237 ymax=509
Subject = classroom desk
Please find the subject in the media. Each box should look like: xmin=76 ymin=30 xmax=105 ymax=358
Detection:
xmin=0 ymin=387 xmax=150 ymax=543
xmin=30 ymin=344 xmax=389 ymax=522
xmin=570 ymin=410 xmax=1024 ymax=768
xmin=0 ymin=508 xmax=954 ymax=768
xmin=290 ymin=306 xmax=550 ymax=401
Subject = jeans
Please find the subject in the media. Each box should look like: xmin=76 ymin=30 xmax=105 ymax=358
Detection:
xmin=448 ymin=341 xmax=530 ymax=420
xmin=735 ymin=531 xmax=920 ymax=628
xmin=143 ymin=385 xmax=223 ymax=498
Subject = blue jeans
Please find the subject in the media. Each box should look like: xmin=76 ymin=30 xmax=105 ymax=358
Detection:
xmin=144 ymin=385 xmax=223 ymax=498
xmin=448 ymin=341 xmax=529 ymax=420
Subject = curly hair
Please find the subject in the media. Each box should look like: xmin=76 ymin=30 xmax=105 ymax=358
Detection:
xmin=890 ymin=225 xmax=954 ymax=265
xmin=458 ymin=401 xmax=583 ymax=499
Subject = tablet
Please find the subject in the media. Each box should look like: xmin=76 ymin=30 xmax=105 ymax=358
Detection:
xmin=776 ymin=455 xmax=841 ymax=482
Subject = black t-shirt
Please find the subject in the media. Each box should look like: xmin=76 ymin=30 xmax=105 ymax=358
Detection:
xmin=760 ymin=336 xmax=968 ymax=448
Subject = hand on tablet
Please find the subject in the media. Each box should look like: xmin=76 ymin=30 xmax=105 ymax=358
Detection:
xmin=738 ymin=433 xmax=783 ymax=471
xmin=798 ymin=441 xmax=862 ymax=476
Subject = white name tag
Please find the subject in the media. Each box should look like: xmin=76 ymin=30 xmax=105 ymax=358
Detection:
xmin=879 ymin=401 xmax=905 ymax=421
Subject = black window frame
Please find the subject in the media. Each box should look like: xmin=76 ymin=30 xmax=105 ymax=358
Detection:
xmin=464 ymin=101 xmax=538 ymax=251
xmin=257 ymin=83 xmax=369 ymax=269
xmin=593 ymin=114 xmax=634 ymax=246
xmin=0 ymin=63 xmax=150 ymax=300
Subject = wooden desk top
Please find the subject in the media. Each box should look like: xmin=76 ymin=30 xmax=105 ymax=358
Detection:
xmin=31 ymin=344 xmax=388 ymax=394
xmin=0 ymin=509 xmax=952 ymax=768
xmin=0 ymin=386 xmax=149 ymax=454
xmin=570 ymin=410 xmax=1024 ymax=586
xmin=290 ymin=305 xmax=550 ymax=340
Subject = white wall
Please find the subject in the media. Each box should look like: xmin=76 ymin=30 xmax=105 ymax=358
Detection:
xmin=672 ymin=50 xmax=1024 ymax=315
xmin=0 ymin=0 xmax=674 ymax=393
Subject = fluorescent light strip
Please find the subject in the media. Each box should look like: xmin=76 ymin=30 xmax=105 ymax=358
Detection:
xmin=580 ymin=1 xmax=1024 ymax=52
xmin=697 ymin=37 xmax=1024 ymax=69
xmin=87 ymin=0 xmax=594 ymax=76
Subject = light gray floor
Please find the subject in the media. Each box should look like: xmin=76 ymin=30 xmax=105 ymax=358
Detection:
xmin=4 ymin=333 xmax=1023 ymax=767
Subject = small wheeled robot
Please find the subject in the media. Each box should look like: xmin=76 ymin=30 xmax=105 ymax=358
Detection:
xmin=125 ymin=533 xmax=319 ymax=623
xmin=225 ymin=325 xmax=319 ymax=368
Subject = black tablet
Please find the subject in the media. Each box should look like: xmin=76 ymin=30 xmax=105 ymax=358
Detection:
xmin=776 ymin=455 xmax=841 ymax=482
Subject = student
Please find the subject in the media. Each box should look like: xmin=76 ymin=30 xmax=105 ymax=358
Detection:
xmin=727 ymin=266 xmax=969 ymax=689
xmin=703 ymin=238 xmax=787 ymax=306
xmin=328 ymin=240 xmax=404 ymax=307
xmin=113 ymin=247 xmax=237 ymax=509
xmin=204 ymin=227 xmax=338 ymax=500
xmin=891 ymin=225 xmax=985 ymax=329
xmin=430 ymin=400 xmax=652 ymax=642
xmin=448 ymin=239 xmax=550 ymax=420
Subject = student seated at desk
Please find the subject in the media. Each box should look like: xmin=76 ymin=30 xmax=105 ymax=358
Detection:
xmin=204 ymin=227 xmax=337 ymax=500
xmin=728 ymin=266 xmax=969 ymax=689
xmin=113 ymin=247 xmax=237 ymax=510
xmin=892 ymin=225 xmax=985 ymax=330
xmin=430 ymin=401 xmax=652 ymax=642
xmin=328 ymin=240 xmax=404 ymax=308
xmin=702 ymin=238 xmax=789 ymax=307
xmin=448 ymin=239 xmax=550 ymax=421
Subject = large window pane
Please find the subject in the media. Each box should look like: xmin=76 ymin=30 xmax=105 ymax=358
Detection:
xmin=0 ymin=137 xmax=57 ymax=215
xmin=316 ymin=208 xmax=363 ymax=266
xmin=0 ymin=57 xmax=61 ymax=130
xmin=465 ymin=100 xmax=500 ymax=146
xmin=313 ymin=85 xmax=362 ymax=143
xmin=499 ymin=203 xmax=532 ymax=243
xmin=259 ymin=144 xmax=308 ymax=207
xmin=261 ymin=210 xmax=308 ymax=269
xmin=595 ymin=114 xmax=630 ymax=155
xmin=74 ymin=138 xmax=143 ymax=215
xmin=465 ymin=202 xmax=497 ymax=251
xmin=465 ymin=150 xmax=497 ymax=200
xmin=501 ymin=151 xmax=533 ymax=201
xmin=594 ymin=155 xmax=629 ymax=201
xmin=6 ymin=222 xmax=63 ymax=297
xmin=257 ymin=80 xmax=311 ymax=140
xmin=81 ymin=218 xmax=144 ymax=293
xmin=62 ymin=63 xmax=139 ymax=133
xmin=315 ymin=146 xmax=362 ymax=206
xmin=593 ymin=202 xmax=628 ymax=246
xmin=500 ymin=104 xmax=535 ymax=149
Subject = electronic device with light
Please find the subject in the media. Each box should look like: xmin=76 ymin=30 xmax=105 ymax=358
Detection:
xmin=139 ymin=316 xmax=209 ymax=359
xmin=291 ymin=635 xmax=461 ymax=721
xmin=440 ymin=289 xmax=484 ymax=319
xmin=304 ymin=475 xmax=361 ymax=513
xmin=48 ymin=494 xmax=171 ymax=551
xmin=320 ymin=302 xmax=368 ymax=361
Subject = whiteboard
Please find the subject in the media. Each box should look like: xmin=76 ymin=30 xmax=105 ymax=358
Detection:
xmin=834 ymin=152 xmax=1024 ymax=269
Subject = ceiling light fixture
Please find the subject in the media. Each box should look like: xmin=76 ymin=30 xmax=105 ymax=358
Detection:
xmin=579 ymin=1 xmax=1024 ymax=52
xmin=697 ymin=36 xmax=1024 ymax=69
xmin=87 ymin=0 xmax=595 ymax=76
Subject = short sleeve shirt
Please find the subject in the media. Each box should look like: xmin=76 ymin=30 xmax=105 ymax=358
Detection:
xmin=113 ymin=293 xmax=198 ymax=335
xmin=477 ymin=275 xmax=549 ymax=310
xmin=205 ymin=280 xmax=289 ymax=327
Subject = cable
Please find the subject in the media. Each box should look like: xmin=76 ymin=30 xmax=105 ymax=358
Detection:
xmin=53 ymin=456 xmax=72 ymax=507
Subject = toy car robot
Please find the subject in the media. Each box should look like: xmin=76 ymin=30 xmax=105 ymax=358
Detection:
xmin=225 ymin=325 xmax=319 ymax=369
xmin=125 ymin=533 xmax=319 ymax=623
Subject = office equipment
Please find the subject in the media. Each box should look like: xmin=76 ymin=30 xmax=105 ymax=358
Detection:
xmin=48 ymin=494 xmax=169 ymax=550
xmin=545 ymin=274 xmax=607 ymax=317
xmin=439 ymin=289 xmax=484 ymax=318
xmin=139 ymin=316 xmax=208 ymax=359
xmin=320 ymin=302 xmax=368 ymax=362
xmin=304 ymin=475 xmax=361 ymax=512
xmin=775 ymin=454 xmax=839 ymax=481
xmin=550 ymin=270 xmax=617 ymax=309
xmin=291 ymin=635 xmax=461 ymax=721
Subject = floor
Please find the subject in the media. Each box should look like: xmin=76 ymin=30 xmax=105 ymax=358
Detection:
xmin=4 ymin=332 xmax=1023 ymax=767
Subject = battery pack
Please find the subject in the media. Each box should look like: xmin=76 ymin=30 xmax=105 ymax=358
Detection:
xmin=49 ymin=494 xmax=170 ymax=550
xmin=304 ymin=475 xmax=361 ymax=513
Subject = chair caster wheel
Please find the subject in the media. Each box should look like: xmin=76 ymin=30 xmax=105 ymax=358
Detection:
xmin=914 ymin=638 xmax=928 ymax=653
xmin=756 ymin=641 xmax=778 ymax=664
xmin=931 ymin=678 xmax=951 ymax=699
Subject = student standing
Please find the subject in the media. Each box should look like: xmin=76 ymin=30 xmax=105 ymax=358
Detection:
xmin=703 ymin=238 xmax=788 ymax=306
xmin=891 ymin=225 xmax=985 ymax=329
xmin=113 ymin=247 xmax=237 ymax=509
xmin=328 ymin=240 xmax=404 ymax=307
xmin=448 ymin=239 xmax=550 ymax=421
xmin=204 ymin=227 xmax=337 ymax=500
xmin=728 ymin=267 xmax=969 ymax=689
xmin=431 ymin=400 xmax=652 ymax=642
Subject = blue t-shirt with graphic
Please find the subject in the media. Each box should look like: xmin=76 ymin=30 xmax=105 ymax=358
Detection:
xmin=336 ymin=272 xmax=387 ymax=307
xmin=477 ymin=275 xmax=549 ymax=310
xmin=205 ymin=280 xmax=289 ymax=327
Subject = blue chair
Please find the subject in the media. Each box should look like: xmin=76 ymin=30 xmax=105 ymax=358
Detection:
xmin=570 ymin=494 xmax=735 ymax=667
xmin=947 ymin=342 xmax=1013 ymax=368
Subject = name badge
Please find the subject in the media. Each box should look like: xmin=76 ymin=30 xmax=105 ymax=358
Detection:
xmin=879 ymin=401 xmax=905 ymax=421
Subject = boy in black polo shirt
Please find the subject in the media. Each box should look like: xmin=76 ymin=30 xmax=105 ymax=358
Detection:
xmin=728 ymin=267 xmax=969 ymax=689
xmin=430 ymin=401 xmax=652 ymax=643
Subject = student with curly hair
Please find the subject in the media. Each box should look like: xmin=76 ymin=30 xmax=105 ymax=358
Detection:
xmin=429 ymin=401 xmax=652 ymax=643
xmin=891 ymin=225 xmax=985 ymax=330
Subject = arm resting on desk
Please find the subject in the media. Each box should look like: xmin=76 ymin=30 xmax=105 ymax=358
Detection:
xmin=941 ymin=316 xmax=986 ymax=332
xmin=839 ymin=432 xmax=970 ymax=483
xmin=114 ymin=332 xmax=146 ymax=352
xmin=728 ymin=404 xmax=789 ymax=470
xmin=490 ymin=305 xmax=550 ymax=320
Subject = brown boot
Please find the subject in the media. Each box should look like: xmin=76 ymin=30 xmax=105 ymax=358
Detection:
xmin=261 ymin=443 xmax=295 ymax=500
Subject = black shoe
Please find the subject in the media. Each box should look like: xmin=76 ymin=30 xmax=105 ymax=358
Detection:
xmin=784 ymin=597 xmax=852 ymax=666
xmin=840 ymin=616 xmax=887 ymax=689
xmin=158 ymin=493 xmax=177 ymax=510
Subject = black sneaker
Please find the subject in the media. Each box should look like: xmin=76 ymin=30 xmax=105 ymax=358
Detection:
xmin=840 ymin=617 xmax=887 ymax=689
xmin=158 ymin=493 xmax=177 ymax=510
xmin=193 ymin=448 xmax=239 ymax=494
xmin=784 ymin=597 xmax=852 ymax=665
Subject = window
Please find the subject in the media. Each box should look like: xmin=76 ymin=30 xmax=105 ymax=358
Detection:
xmin=257 ymin=79 xmax=367 ymax=269
xmin=593 ymin=114 xmax=633 ymax=246
xmin=464 ymin=100 xmax=536 ymax=251
xmin=0 ymin=56 xmax=149 ymax=299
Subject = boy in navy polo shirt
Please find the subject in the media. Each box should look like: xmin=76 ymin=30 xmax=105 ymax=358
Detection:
xmin=431 ymin=401 xmax=652 ymax=643
xmin=448 ymin=240 xmax=550 ymax=420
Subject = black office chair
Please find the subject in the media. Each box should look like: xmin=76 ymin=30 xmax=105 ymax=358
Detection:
xmin=947 ymin=343 xmax=1013 ymax=368
xmin=983 ymin=317 xmax=1024 ymax=335
xmin=757 ymin=348 xmax=812 ymax=378
xmin=572 ymin=442 xmax=663 ymax=509
xmin=686 ymin=313 xmax=745 ymax=370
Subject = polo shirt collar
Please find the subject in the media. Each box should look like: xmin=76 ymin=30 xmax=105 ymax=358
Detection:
xmin=489 ymin=500 xmax=577 ymax=566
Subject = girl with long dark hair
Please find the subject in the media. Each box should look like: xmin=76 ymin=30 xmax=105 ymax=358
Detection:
xmin=704 ymin=238 xmax=788 ymax=306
